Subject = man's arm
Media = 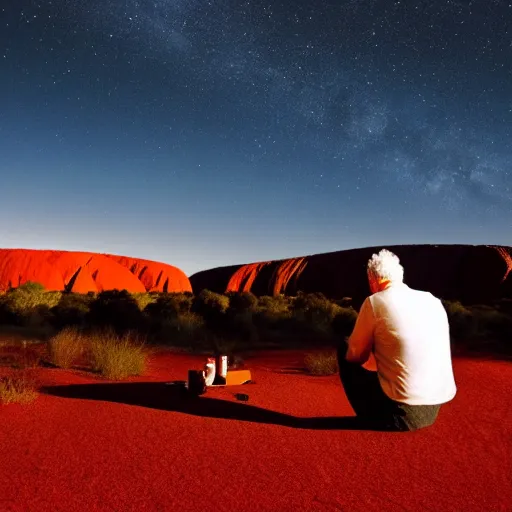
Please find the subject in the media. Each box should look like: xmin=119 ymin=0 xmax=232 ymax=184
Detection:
xmin=346 ymin=298 xmax=375 ymax=364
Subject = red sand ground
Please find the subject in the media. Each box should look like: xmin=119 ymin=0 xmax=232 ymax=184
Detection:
xmin=1 ymin=351 xmax=511 ymax=512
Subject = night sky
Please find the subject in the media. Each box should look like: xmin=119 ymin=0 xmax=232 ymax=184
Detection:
xmin=1 ymin=1 xmax=511 ymax=276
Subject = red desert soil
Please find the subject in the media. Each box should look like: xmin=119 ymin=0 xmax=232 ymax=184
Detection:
xmin=1 ymin=351 xmax=510 ymax=512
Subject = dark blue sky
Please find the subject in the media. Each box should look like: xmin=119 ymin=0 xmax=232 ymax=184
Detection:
xmin=1 ymin=0 xmax=510 ymax=276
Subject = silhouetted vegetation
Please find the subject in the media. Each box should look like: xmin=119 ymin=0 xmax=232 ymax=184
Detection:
xmin=0 ymin=283 xmax=510 ymax=357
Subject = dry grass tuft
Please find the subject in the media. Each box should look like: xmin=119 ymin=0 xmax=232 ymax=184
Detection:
xmin=86 ymin=330 xmax=148 ymax=380
xmin=304 ymin=351 xmax=339 ymax=376
xmin=0 ymin=372 xmax=38 ymax=404
xmin=48 ymin=328 xmax=84 ymax=369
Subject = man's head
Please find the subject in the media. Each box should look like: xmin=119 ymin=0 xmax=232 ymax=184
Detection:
xmin=367 ymin=249 xmax=404 ymax=294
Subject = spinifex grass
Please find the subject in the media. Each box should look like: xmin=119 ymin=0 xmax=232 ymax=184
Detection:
xmin=0 ymin=371 xmax=38 ymax=404
xmin=48 ymin=328 xmax=84 ymax=369
xmin=86 ymin=330 xmax=148 ymax=380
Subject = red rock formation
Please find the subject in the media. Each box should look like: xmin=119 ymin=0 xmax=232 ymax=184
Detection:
xmin=227 ymin=263 xmax=271 ymax=293
xmin=107 ymin=255 xmax=192 ymax=293
xmin=190 ymin=244 xmax=512 ymax=305
xmin=0 ymin=249 xmax=192 ymax=294
xmin=271 ymin=257 xmax=308 ymax=295
xmin=494 ymin=246 xmax=512 ymax=282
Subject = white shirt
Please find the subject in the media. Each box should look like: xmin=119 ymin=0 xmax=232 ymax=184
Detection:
xmin=346 ymin=282 xmax=457 ymax=405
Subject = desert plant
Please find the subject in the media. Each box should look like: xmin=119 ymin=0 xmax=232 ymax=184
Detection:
xmin=332 ymin=307 xmax=358 ymax=339
xmin=48 ymin=328 xmax=84 ymax=369
xmin=145 ymin=295 xmax=182 ymax=323
xmin=49 ymin=293 xmax=92 ymax=329
xmin=131 ymin=292 xmax=156 ymax=311
xmin=12 ymin=281 xmax=46 ymax=293
xmin=227 ymin=291 xmax=258 ymax=313
xmin=443 ymin=300 xmax=479 ymax=340
xmin=88 ymin=290 xmax=146 ymax=334
xmin=174 ymin=311 xmax=204 ymax=335
xmin=191 ymin=290 xmax=230 ymax=331
xmin=304 ymin=351 xmax=339 ymax=376
xmin=471 ymin=307 xmax=512 ymax=341
xmin=0 ymin=372 xmax=38 ymax=404
xmin=85 ymin=330 xmax=147 ymax=379
xmin=0 ymin=283 xmax=61 ymax=327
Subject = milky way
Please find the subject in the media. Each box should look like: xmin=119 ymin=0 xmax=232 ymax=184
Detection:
xmin=0 ymin=0 xmax=510 ymax=273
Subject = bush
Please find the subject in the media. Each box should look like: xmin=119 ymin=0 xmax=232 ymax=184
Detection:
xmin=131 ymin=292 xmax=156 ymax=311
xmin=88 ymin=290 xmax=146 ymax=334
xmin=85 ymin=330 xmax=148 ymax=379
xmin=227 ymin=292 xmax=258 ymax=313
xmin=0 ymin=371 xmax=38 ymax=404
xmin=304 ymin=351 xmax=339 ymax=375
xmin=191 ymin=290 xmax=230 ymax=331
xmin=253 ymin=295 xmax=291 ymax=331
xmin=443 ymin=300 xmax=479 ymax=340
xmin=145 ymin=295 xmax=183 ymax=323
xmin=291 ymin=292 xmax=343 ymax=339
xmin=144 ymin=294 xmax=205 ymax=346
xmin=471 ymin=307 xmax=512 ymax=341
xmin=332 ymin=307 xmax=358 ymax=339
xmin=49 ymin=293 xmax=92 ymax=329
xmin=48 ymin=328 xmax=84 ymax=369
xmin=0 ymin=283 xmax=61 ymax=327
xmin=174 ymin=311 xmax=204 ymax=336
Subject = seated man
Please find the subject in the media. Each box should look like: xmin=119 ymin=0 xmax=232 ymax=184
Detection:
xmin=338 ymin=249 xmax=457 ymax=431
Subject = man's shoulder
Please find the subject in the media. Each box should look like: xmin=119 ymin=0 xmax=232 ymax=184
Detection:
xmin=373 ymin=284 xmax=441 ymax=304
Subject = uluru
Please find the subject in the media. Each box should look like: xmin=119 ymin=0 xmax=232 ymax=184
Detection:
xmin=0 ymin=249 xmax=192 ymax=294
xmin=190 ymin=244 xmax=512 ymax=306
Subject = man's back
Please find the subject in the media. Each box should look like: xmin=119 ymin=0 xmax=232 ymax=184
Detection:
xmin=369 ymin=283 xmax=457 ymax=405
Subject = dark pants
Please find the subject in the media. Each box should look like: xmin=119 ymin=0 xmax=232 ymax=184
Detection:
xmin=337 ymin=341 xmax=441 ymax=432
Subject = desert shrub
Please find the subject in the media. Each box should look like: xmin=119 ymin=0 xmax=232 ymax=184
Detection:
xmin=0 ymin=283 xmax=61 ymax=327
xmin=88 ymin=290 xmax=146 ymax=334
xmin=334 ymin=297 xmax=353 ymax=308
xmin=13 ymin=281 xmax=46 ymax=293
xmin=304 ymin=351 xmax=339 ymax=375
xmin=226 ymin=311 xmax=259 ymax=344
xmin=227 ymin=292 xmax=258 ymax=313
xmin=471 ymin=307 xmax=512 ymax=341
xmin=258 ymin=294 xmax=291 ymax=312
xmin=0 ymin=372 xmax=38 ymax=404
xmin=191 ymin=290 xmax=230 ymax=331
xmin=253 ymin=295 xmax=291 ymax=328
xmin=443 ymin=300 xmax=479 ymax=340
xmin=149 ymin=311 xmax=205 ymax=348
xmin=169 ymin=292 xmax=194 ymax=313
xmin=494 ymin=298 xmax=512 ymax=316
xmin=49 ymin=293 xmax=92 ymax=329
xmin=145 ymin=293 xmax=193 ymax=321
xmin=131 ymin=292 xmax=156 ymax=311
xmin=332 ymin=307 xmax=358 ymax=339
xmin=85 ymin=330 xmax=148 ymax=379
xmin=221 ymin=292 xmax=258 ymax=343
xmin=174 ymin=311 xmax=204 ymax=336
xmin=291 ymin=292 xmax=342 ymax=335
xmin=144 ymin=294 xmax=204 ymax=346
xmin=48 ymin=328 xmax=84 ymax=369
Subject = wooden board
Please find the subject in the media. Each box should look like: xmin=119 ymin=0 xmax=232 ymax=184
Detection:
xmin=209 ymin=370 xmax=252 ymax=387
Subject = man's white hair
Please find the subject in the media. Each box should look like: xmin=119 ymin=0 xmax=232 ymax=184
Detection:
xmin=367 ymin=249 xmax=404 ymax=282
